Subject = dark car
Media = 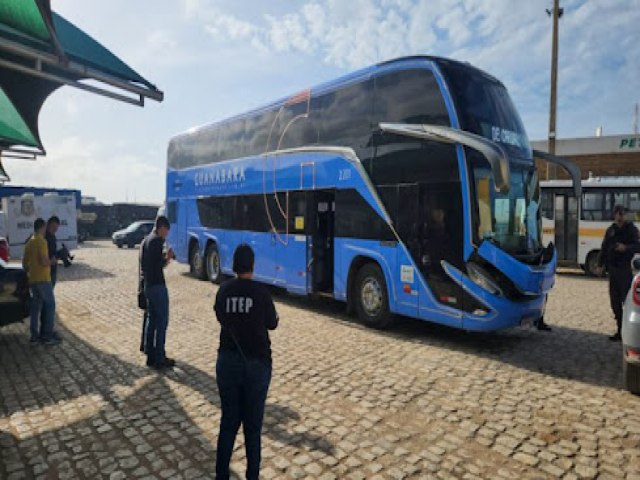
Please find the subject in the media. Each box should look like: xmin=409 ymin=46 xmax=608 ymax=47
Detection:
xmin=0 ymin=259 xmax=30 ymax=327
xmin=111 ymin=221 xmax=154 ymax=248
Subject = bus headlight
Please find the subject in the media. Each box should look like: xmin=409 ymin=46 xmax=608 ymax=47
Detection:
xmin=466 ymin=262 xmax=504 ymax=297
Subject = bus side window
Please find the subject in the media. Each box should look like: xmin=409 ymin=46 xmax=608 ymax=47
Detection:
xmin=247 ymin=110 xmax=278 ymax=156
xmin=315 ymin=79 xmax=373 ymax=150
xmin=540 ymin=191 xmax=554 ymax=220
xmin=629 ymin=192 xmax=640 ymax=221
xmin=373 ymin=69 xmax=450 ymax=128
xmin=167 ymin=201 xmax=177 ymax=224
xmin=583 ymin=191 xmax=605 ymax=221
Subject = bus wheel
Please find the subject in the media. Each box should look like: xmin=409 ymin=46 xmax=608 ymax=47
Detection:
xmin=190 ymin=244 xmax=206 ymax=280
xmin=355 ymin=263 xmax=393 ymax=329
xmin=585 ymin=251 xmax=604 ymax=277
xmin=206 ymin=243 xmax=222 ymax=284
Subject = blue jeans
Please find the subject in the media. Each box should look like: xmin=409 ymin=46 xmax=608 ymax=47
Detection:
xmin=30 ymin=282 xmax=55 ymax=341
xmin=144 ymin=284 xmax=169 ymax=364
xmin=216 ymin=350 xmax=272 ymax=480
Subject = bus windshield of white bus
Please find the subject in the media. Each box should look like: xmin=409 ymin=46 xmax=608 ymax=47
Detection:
xmin=473 ymin=159 xmax=542 ymax=256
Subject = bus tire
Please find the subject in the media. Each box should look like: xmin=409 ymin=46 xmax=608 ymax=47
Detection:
xmin=205 ymin=243 xmax=222 ymax=284
xmin=623 ymin=355 xmax=640 ymax=395
xmin=585 ymin=251 xmax=604 ymax=277
xmin=354 ymin=263 xmax=393 ymax=329
xmin=189 ymin=242 xmax=206 ymax=280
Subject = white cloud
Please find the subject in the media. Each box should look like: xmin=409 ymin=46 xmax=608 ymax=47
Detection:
xmin=13 ymin=0 xmax=637 ymax=206
xmin=3 ymin=137 xmax=163 ymax=204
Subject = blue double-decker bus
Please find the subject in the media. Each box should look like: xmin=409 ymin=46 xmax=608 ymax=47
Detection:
xmin=165 ymin=56 xmax=580 ymax=331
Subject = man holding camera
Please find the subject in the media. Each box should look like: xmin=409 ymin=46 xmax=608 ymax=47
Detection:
xmin=141 ymin=215 xmax=176 ymax=368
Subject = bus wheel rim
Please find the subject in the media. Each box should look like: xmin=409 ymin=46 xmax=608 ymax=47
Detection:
xmin=361 ymin=277 xmax=382 ymax=316
xmin=208 ymin=251 xmax=219 ymax=279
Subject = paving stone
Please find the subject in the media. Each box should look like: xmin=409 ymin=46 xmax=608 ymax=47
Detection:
xmin=0 ymin=243 xmax=639 ymax=480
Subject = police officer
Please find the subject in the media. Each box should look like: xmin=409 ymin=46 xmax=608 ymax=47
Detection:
xmin=598 ymin=205 xmax=640 ymax=341
xmin=214 ymin=244 xmax=278 ymax=480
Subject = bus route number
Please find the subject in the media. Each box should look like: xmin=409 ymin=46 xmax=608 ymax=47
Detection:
xmin=339 ymin=169 xmax=351 ymax=181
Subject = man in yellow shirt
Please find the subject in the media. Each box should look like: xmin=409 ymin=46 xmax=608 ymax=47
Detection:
xmin=23 ymin=218 xmax=59 ymax=345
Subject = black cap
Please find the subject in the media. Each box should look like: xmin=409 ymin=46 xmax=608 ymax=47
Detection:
xmin=233 ymin=244 xmax=254 ymax=274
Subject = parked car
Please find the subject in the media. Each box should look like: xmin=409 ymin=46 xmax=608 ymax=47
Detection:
xmin=112 ymin=221 xmax=154 ymax=248
xmin=0 ymin=259 xmax=30 ymax=327
xmin=622 ymin=254 xmax=640 ymax=395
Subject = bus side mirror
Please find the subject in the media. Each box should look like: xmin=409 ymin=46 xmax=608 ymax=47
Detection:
xmin=632 ymin=254 xmax=640 ymax=275
xmin=532 ymin=150 xmax=582 ymax=198
xmin=379 ymin=123 xmax=510 ymax=193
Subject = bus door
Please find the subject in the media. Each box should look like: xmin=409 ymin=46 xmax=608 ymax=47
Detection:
xmin=277 ymin=191 xmax=308 ymax=293
xmin=417 ymin=183 xmax=464 ymax=325
xmin=554 ymin=193 xmax=578 ymax=262
xmin=168 ymin=199 xmax=188 ymax=263
xmin=308 ymin=190 xmax=335 ymax=294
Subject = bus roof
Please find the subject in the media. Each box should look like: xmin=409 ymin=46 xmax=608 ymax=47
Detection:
xmin=169 ymin=55 xmax=496 ymax=143
xmin=541 ymin=176 xmax=640 ymax=188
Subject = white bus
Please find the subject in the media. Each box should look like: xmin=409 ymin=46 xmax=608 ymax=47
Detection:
xmin=541 ymin=176 xmax=640 ymax=275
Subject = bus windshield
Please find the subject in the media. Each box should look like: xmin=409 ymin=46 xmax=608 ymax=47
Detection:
xmin=472 ymin=158 xmax=542 ymax=256
xmin=439 ymin=61 xmax=531 ymax=160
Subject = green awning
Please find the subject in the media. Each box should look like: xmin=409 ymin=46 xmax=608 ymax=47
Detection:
xmin=0 ymin=85 xmax=38 ymax=148
xmin=0 ymin=0 xmax=163 ymax=160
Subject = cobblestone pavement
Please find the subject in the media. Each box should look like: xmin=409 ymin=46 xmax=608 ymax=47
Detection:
xmin=1 ymin=241 xmax=640 ymax=480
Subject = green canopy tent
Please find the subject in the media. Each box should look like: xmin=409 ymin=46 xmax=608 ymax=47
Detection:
xmin=0 ymin=0 xmax=163 ymax=181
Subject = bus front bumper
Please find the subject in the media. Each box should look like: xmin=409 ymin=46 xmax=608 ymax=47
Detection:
xmin=461 ymin=292 xmax=547 ymax=332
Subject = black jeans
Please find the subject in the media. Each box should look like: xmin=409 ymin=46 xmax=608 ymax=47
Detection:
xmin=215 ymin=350 xmax=271 ymax=480
xmin=145 ymin=285 xmax=169 ymax=364
xmin=608 ymin=265 xmax=633 ymax=334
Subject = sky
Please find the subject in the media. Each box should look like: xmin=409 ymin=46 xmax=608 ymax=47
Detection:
xmin=4 ymin=0 xmax=640 ymax=204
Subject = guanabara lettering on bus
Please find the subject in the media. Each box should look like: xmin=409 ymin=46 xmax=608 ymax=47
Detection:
xmin=165 ymin=55 xmax=580 ymax=331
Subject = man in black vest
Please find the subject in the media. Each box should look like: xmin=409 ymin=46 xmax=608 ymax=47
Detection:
xmin=214 ymin=244 xmax=278 ymax=480
xmin=598 ymin=205 xmax=640 ymax=341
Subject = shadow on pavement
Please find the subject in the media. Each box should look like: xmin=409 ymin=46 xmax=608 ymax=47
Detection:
xmin=556 ymin=270 xmax=607 ymax=281
xmin=0 ymin=322 xmax=334 ymax=478
xmin=269 ymin=289 xmax=623 ymax=390
xmin=264 ymin=403 xmax=334 ymax=454
xmin=53 ymin=261 xmax=115 ymax=282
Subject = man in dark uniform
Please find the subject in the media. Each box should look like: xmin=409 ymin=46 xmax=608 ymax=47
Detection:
xmin=598 ymin=205 xmax=640 ymax=341
xmin=214 ymin=244 xmax=278 ymax=480
xmin=42 ymin=216 xmax=63 ymax=342
xmin=141 ymin=216 xmax=175 ymax=368
xmin=45 ymin=216 xmax=60 ymax=287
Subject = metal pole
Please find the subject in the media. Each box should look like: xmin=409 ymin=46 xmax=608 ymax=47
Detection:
xmin=546 ymin=0 xmax=562 ymax=179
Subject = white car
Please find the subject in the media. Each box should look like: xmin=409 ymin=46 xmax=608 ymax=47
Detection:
xmin=622 ymin=254 xmax=640 ymax=394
